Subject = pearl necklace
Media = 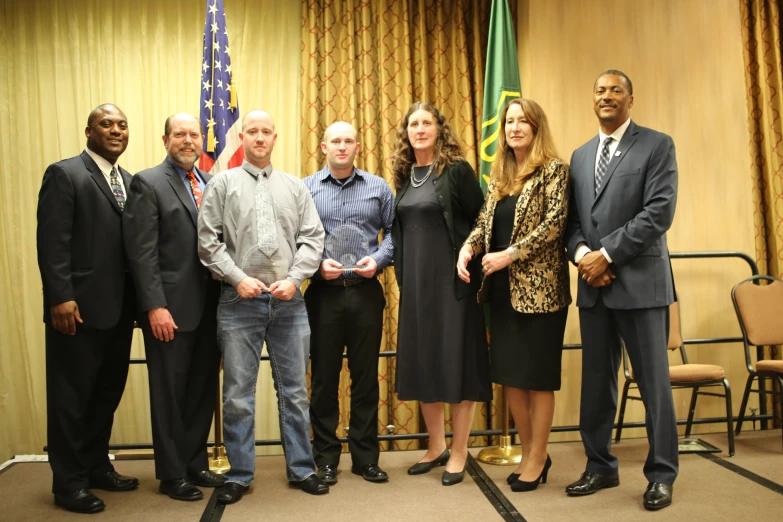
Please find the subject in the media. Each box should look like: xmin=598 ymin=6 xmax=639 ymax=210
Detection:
xmin=410 ymin=160 xmax=436 ymax=188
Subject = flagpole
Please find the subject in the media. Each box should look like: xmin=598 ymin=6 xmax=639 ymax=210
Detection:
xmin=477 ymin=0 xmax=523 ymax=466
xmin=209 ymin=363 xmax=230 ymax=473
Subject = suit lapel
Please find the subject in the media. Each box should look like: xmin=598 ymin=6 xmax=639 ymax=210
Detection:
xmin=592 ymin=121 xmax=639 ymax=206
xmin=165 ymin=161 xmax=199 ymax=227
xmin=81 ymin=152 xmax=123 ymax=216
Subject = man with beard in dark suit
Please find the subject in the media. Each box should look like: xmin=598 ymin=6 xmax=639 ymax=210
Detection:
xmin=37 ymin=103 xmax=139 ymax=514
xmin=123 ymin=113 xmax=224 ymax=502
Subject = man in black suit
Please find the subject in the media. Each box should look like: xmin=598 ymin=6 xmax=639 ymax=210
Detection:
xmin=123 ymin=113 xmax=224 ymax=501
xmin=564 ymin=70 xmax=678 ymax=510
xmin=37 ymin=103 xmax=139 ymax=514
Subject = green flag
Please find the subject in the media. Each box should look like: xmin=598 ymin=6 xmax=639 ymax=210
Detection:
xmin=479 ymin=0 xmax=522 ymax=194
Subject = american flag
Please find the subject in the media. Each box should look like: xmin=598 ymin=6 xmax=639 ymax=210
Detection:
xmin=199 ymin=0 xmax=244 ymax=173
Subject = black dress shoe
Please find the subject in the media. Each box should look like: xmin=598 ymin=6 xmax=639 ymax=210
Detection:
xmin=159 ymin=478 xmax=203 ymax=501
xmin=352 ymin=464 xmax=389 ymax=483
xmin=290 ymin=474 xmax=330 ymax=495
xmin=216 ymin=482 xmax=249 ymax=505
xmin=317 ymin=464 xmax=338 ymax=485
xmin=442 ymin=464 xmax=467 ymax=486
xmin=408 ymin=449 xmax=450 ymax=475
xmin=54 ymin=489 xmax=105 ymax=514
xmin=187 ymin=470 xmax=226 ymax=488
xmin=89 ymin=470 xmax=140 ymax=491
xmin=565 ymin=472 xmax=620 ymax=496
xmin=643 ymin=482 xmax=673 ymax=510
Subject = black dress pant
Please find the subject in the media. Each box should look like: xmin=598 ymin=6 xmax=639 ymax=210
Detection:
xmin=45 ymin=285 xmax=135 ymax=494
xmin=142 ymin=305 xmax=220 ymax=481
xmin=305 ymin=278 xmax=385 ymax=468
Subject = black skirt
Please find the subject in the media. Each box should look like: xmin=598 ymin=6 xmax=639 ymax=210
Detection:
xmin=488 ymin=268 xmax=567 ymax=391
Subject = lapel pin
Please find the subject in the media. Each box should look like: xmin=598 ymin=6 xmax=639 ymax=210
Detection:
xmin=615 ymin=151 xmax=622 ymax=157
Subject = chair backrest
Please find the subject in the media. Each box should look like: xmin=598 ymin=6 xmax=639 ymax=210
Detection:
xmin=732 ymin=275 xmax=783 ymax=347
xmin=668 ymin=301 xmax=683 ymax=350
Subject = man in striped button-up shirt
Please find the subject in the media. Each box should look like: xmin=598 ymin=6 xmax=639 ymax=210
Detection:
xmin=303 ymin=122 xmax=394 ymax=485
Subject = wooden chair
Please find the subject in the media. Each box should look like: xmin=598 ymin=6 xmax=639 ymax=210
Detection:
xmin=615 ymin=301 xmax=735 ymax=456
xmin=731 ymin=275 xmax=783 ymax=451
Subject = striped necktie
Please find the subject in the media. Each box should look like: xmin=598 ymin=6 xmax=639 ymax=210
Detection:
xmin=594 ymin=137 xmax=614 ymax=195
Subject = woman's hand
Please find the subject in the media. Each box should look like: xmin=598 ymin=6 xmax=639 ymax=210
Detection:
xmin=482 ymin=251 xmax=512 ymax=277
xmin=456 ymin=245 xmax=474 ymax=283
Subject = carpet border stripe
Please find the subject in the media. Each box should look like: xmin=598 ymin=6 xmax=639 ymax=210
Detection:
xmin=699 ymin=453 xmax=783 ymax=495
xmin=467 ymin=453 xmax=527 ymax=522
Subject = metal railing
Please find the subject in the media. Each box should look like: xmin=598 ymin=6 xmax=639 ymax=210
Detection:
xmin=102 ymin=250 xmax=776 ymax=452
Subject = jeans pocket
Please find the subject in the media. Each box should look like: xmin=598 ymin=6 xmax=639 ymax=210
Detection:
xmin=219 ymin=286 xmax=242 ymax=305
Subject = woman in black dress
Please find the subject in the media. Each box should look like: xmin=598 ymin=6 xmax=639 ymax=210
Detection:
xmin=391 ymin=102 xmax=491 ymax=486
xmin=457 ymin=99 xmax=571 ymax=492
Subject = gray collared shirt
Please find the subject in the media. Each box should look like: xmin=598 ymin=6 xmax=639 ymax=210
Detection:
xmin=197 ymin=159 xmax=325 ymax=288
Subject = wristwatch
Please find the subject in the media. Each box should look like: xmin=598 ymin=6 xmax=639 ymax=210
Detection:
xmin=506 ymin=246 xmax=517 ymax=260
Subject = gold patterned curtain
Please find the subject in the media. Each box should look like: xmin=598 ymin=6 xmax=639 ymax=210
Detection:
xmin=740 ymin=0 xmax=783 ymax=427
xmin=301 ymin=0 xmax=508 ymax=450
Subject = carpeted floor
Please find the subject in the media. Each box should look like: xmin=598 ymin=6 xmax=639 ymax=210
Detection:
xmin=2 ymin=429 xmax=781 ymax=521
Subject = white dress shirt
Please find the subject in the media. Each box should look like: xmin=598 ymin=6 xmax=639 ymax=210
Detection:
xmin=84 ymin=147 xmax=126 ymax=194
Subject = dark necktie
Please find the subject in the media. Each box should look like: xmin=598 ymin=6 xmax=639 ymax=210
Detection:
xmin=595 ymin=137 xmax=614 ymax=195
xmin=186 ymin=171 xmax=203 ymax=209
xmin=110 ymin=167 xmax=126 ymax=210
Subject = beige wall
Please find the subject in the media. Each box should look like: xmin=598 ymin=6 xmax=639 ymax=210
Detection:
xmin=518 ymin=0 xmax=756 ymax=441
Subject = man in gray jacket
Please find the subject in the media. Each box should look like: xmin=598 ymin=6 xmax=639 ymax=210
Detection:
xmin=564 ymin=70 xmax=678 ymax=511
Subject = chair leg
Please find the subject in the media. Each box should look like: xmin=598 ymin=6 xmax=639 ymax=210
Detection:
xmin=615 ymin=380 xmax=632 ymax=443
xmin=777 ymin=376 xmax=783 ymax=453
xmin=722 ymin=378 xmax=735 ymax=457
xmin=685 ymin=386 xmax=699 ymax=438
xmin=735 ymin=375 xmax=755 ymax=435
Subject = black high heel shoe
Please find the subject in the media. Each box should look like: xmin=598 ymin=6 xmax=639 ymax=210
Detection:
xmin=506 ymin=472 xmax=520 ymax=485
xmin=511 ymin=455 xmax=552 ymax=492
xmin=408 ymin=449 xmax=450 ymax=475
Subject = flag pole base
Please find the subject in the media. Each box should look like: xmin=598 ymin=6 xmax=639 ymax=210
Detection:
xmin=208 ymin=445 xmax=231 ymax=474
xmin=477 ymin=436 xmax=522 ymax=465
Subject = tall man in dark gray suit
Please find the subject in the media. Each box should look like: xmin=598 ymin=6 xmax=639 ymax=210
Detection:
xmin=564 ymin=70 xmax=678 ymax=511
xmin=123 ymin=113 xmax=224 ymax=502
xmin=37 ymin=104 xmax=139 ymax=514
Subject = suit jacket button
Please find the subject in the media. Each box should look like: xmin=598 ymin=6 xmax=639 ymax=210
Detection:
xmin=592 ymin=219 xmax=598 ymax=227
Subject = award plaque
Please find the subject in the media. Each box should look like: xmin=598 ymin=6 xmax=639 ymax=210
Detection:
xmin=324 ymin=224 xmax=369 ymax=269
xmin=241 ymin=246 xmax=287 ymax=286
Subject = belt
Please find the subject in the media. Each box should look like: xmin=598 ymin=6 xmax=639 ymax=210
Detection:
xmin=310 ymin=278 xmax=370 ymax=287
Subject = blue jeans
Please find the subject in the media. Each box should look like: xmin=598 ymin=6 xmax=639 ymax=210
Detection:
xmin=217 ymin=286 xmax=316 ymax=485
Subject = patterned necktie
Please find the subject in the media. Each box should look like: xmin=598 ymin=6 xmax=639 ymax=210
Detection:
xmin=110 ymin=167 xmax=126 ymax=210
xmin=255 ymin=173 xmax=278 ymax=256
xmin=594 ymin=136 xmax=614 ymax=195
xmin=186 ymin=171 xmax=203 ymax=209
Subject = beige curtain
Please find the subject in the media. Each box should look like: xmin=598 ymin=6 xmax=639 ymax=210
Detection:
xmin=740 ymin=0 xmax=783 ymax=427
xmin=0 ymin=0 xmax=301 ymax=457
xmin=301 ymin=0 xmax=504 ymax=451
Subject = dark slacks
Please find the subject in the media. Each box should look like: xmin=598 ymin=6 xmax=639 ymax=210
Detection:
xmin=305 ymin=278 xmax=385 ymax=468
xmin=45 ymin=286 xmax=135 ymax=494
xmin=142 ymin=306 xmax=220 ymax=481
xmin=578 ymin=298 xmax=679 ymax=484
